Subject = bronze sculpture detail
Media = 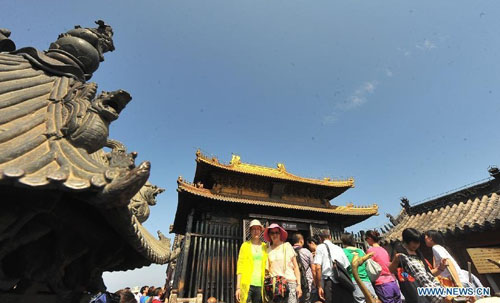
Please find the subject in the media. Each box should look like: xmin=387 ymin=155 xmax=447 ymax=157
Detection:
xmin=0 ymin=21 xmax=172 ymax=302
xmin=351 ymin=252 xmax=379 ymax=303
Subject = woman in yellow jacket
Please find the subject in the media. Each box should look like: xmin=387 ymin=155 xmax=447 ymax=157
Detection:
xmin=236 ymin=220 xmax=268 ymax=303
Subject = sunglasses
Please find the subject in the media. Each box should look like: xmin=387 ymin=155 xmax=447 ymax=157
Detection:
xmin=269 ymin=231 xmax=280 ymax=235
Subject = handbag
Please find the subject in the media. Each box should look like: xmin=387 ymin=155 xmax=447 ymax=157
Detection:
xmin=325 ymin=243 xmax=355 ymax=292
xmin=264 ymin=244 xmax=290 ymax=302
xmin=365 ymin=257 xmax=382 ymax=282
xmin=264 ymin=275 xmax=289 ymax=302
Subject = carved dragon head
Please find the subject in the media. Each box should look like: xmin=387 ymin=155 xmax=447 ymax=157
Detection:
xmin=129 ymin=182 xmax=165 ymax=223
xmin=90 ymin=89 xmax=131 ymax=122
xmin=62 ymin=83 xmax=131 ymax=154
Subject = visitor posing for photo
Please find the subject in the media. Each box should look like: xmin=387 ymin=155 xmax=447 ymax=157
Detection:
xmin=236 ymin=219 xmax=268 ymax=303
xmin=265 ymin=223 xmax=302 ymax=303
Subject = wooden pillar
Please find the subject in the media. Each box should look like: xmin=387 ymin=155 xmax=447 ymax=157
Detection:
xmin=179 ymin=209 xmax=195 ymax=297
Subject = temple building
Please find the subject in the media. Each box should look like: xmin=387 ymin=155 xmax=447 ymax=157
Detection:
xmin=168 ymin=150 xmax=378 ymax=303
xmin=381 ymin=167 xmax=500 ymax=293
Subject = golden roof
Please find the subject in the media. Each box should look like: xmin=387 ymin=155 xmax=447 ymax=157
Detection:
xmin=177 ymin=177 xmax=377 ymax=216
xmin=195 ymin=150 xmax=354 ymax=188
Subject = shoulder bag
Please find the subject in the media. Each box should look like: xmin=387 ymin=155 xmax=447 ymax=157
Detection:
xmin=363 ymin=253 xmax=382 ymax=282
xmin=324 ymin=243 xmax=355 ymax=292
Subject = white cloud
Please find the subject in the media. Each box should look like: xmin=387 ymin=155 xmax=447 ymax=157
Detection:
xmin=363 ymin=82 xmax=376 ymax=93
xmin=350 ymin=95 xmax=366 ymax=106
xmin=323 ymin=81 xmax=377 ymax=124
xmin=397 ymin=47 xmax=411 ymax=57
xmin=416 ymin=39 xmax=436 ymax=51
xmin=323 ymin=113 xmax=338 ymax=124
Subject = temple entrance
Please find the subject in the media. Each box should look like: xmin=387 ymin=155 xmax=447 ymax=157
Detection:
xmin=169 ymin=151 xmax=378 ymax=303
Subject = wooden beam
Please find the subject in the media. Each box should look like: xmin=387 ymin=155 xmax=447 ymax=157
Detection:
xmin=248 ymin=213 xmax=328 ymax=225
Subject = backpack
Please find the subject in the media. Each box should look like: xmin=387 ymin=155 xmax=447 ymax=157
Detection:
xmin=294 ymin=247 xmax=310 ymax=295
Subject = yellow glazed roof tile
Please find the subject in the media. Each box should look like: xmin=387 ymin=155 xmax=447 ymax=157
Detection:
xmin=195 ymin=150 xmax=354 ymax=188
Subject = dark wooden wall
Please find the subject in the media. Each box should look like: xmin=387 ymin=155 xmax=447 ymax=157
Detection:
xmin=173 ymin=217 xmax=242 ymax=303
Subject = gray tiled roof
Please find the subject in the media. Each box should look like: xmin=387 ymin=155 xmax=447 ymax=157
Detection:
xmin=382 ymin=193 xmax=500 ymax=243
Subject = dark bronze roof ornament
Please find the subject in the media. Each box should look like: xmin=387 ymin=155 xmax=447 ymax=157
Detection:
xmin=11 ymin=20 xmax=113 ymax=81
xmin=0 ymin=22 xmax=171 ymax=301
xmin=0 ymin=28 xmax=15 ymax=52
xmin=48 ymin=20 xmax=114 ymax=77
xmin=488 ymin=165 xmax=500 ymax=179
xmin=400 ymin=196 xmax=411 ymax=215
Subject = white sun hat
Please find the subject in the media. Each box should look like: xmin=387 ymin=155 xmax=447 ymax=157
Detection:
xmin=249 ymin=219 xmax=264 ymax=230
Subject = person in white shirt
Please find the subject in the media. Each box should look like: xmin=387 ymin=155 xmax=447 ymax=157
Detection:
xmin=313 ymin=230 xmax=354 ymax=303
xmin=424 ymin=230 xmax=469 ymax=287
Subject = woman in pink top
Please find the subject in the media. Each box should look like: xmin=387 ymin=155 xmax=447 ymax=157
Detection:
xmin=365 ymin=230 xmax=402 ymax=303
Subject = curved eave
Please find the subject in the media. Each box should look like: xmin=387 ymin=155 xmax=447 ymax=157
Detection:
xmin=195 ymin=153 xmax=354 ymax=189
xmin=103 ymin=207 xmax=172 ymax=268
xmin=177 ymin=180 xmax=377 ymax=216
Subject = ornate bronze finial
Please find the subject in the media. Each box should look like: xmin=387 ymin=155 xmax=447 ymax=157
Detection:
xmin=48 ymin=20 xmax=114 ymax=77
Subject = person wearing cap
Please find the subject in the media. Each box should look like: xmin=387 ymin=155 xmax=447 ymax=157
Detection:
xmin=264 ymin=223 xmax=303 ymax=303
xmin=236 ymin=219 xmax=268 ymax=303
xmin=313 ymin=230 xmax=354 ymax=303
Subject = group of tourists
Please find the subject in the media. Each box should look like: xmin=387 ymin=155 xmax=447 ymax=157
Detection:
xmin=91 ymin=285 xmax=167 ymax=303
xmin=236 ymin=220 xmax=484 ymax=303
xmin=135 ymin=286 xmax=167 ymax=303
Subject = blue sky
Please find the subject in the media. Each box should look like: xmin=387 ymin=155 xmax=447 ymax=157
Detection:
xmin=3 ymin=0 xmax=500 ymax=291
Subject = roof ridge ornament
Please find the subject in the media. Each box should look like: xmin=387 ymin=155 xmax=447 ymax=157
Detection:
xmin=230 ymin=154 xmax=241 ymax=166
xmin=400 ymin=197 xmax=411 ymax=215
